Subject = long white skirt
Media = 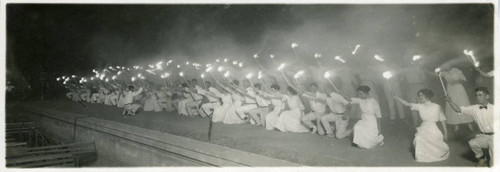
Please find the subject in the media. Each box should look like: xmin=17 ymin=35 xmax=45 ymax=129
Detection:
xmin=223 ymin=101 xmax=244 ymax=124
xmin=266 ymin=107 xmax=282 ymax=130
xmin=213 ymin=103 xmax=231 ymax=123
xmin=414 ymin=122 xmax=449 ymax=162
xmin=353 ymin=115 xmax=384 ymax=149
xmin=275 ymin=109 xmax=309 ymax=133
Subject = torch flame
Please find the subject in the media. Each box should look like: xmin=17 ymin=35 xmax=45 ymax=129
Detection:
xmin=232 ymin=61 xmax=238 ymax=65
xmin=334 ymin=56 xmax=346 ymax=63
xmin=217 ymin=66 xmax=224 ymax=72
xmin=246 ymin=73 xmax=253 ymax=79
xmin=314 ymin=53 xmax=322 ymax=58
xmin=131 ymin=77 xmax=136 ymax=81
xmin=206 ymin=66 xmax=213 ymax=72
xmin=239 ymin=62 xmax=243 ymax=67
xmin=112 ymin=76 xmax=117 ymax=80
xmin=177 ymin=65 xmax=181 ymax=68
xmin=434 ymin=68 xmax=441 ymax=73
xmin=291 ymin=42 xmax=298 ymax=48
xmin=224 ymin=58 xmax=228 ymax=62
xmin=374 ymin=55 xmax=385 ymax=62
xmin=258 ymin=71 xmax=263 ymax=79
xmin=179 ymin=72 xmax=184 ymax=77
xmin=383 ymin=71 xmax=393 ymax=79
xmin=253 ymin=54 xmax=259 ymax=58
xmin=412 ymin=55 xmax=421 ymax=61
xmin=352 ymin=44 xmax=361 ymax=55
xmin=324 ymin=71 xmax=331 ymax=79
xmin=201 ymin=74 xmax=205 ymax=78
xmin=223 ymin=71 xmax=230 ymax=78
xmin=216 ymin=59 xmax=220 ymax=63
xmin=270 ymin=54 xmax=275 ymax=59
xmin=277 ymin=63 xmax=286 ymax=71
xmin=294 ymin=70 xmax=304 ymax=79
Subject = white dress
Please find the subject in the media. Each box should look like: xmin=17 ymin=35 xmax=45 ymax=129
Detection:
xmin=212 ymin=93 xmax=233 ymax=123
xmin=351 ymin=98 xmax=384 ymax=149
xmin=442 ymin=68 xmax=474 ymax=124
xmin=223 ymin=93 xmax=244 ymax=124
xmin=266 ymin=97 xmax=285 ymax=130
xmin=143 ymin=92 xmax=155 ymax=111
xmin=275 ymin=95 xmax=309 ymax=133
xmin=410 ymin=102 xmax=449 ymax=162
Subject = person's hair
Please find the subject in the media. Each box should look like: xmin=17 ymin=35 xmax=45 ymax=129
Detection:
xmin=128 ymin=85 xmax=134 ymax=90
xmin=205 ymin=81 xmax=211 ymax=86
xmin=417 ymin=88 xmax=434 ymax=99
xmin=357 ymin=85 xmax=370 ymax=94
xmin=254 ymin=83 xmax=262 ymax=89
xmin=475 ymin=87 xmax=490 ymax=95
xmin=232 ymin=79 xmax=240 ymax=86
xmin=191 ymin=79 xmax=198 ymax=82
xmin=271 ymin=84 xmax=280 ymax=90
xmin=181 ymin=83 xmax=188 ymax=88
xmin=287 ymin=86 xmax=298 ymax=95
xmin=310 ymin=83 xmax=318 ymax=88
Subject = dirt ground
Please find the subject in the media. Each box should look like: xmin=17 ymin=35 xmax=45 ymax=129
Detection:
xmin=8 ymin=99 xmax=483 ymax=167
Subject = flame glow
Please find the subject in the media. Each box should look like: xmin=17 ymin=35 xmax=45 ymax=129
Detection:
xmin=374 ymin=55 xmax=385 ymax=62
xmin=352 ymin=44 xmax=361 ymax=55
xmin=412 ymin=55 xmax=421 ymax=61
xmin=246 ymin=73 xmax=253 ymax=79
xmin=277 ymin=63 xmax=286 ymax=71
xmin=324 ymin=71 xmax=331 ymax=79
xmin=291 ymin=42 xmax=298 ymax=48
xmin=382 ymin=71 xmax=393 ymax=79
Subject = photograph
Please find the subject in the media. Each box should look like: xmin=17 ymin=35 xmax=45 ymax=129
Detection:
xmin=2 ymin=0 xmax=496 ymax=169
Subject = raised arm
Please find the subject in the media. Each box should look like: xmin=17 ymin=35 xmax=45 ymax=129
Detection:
xmin=445 ymin=96 xmax=462 ymax=113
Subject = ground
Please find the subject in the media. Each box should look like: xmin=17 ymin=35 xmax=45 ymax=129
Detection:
xmin=6 ymin=99 xmax=483 ymax=166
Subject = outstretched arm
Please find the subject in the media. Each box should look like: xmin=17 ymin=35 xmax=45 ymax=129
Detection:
xmin=445 ymin=96 xmax=462 ymax=113
xmin=393 ymin=96 xmax=411 ymax=107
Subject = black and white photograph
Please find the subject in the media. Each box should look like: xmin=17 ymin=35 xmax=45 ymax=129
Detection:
xmin=1 ymin=0 xmax=497 ymax=169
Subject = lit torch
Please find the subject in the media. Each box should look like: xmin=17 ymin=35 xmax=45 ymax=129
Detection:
xmin=382 ymin=71 xmax=394 ymax=91
xmin=291 ymin=42 xmax=299 ymax=60
xmin=435 ymin=68 xmax=448 ymax=96
xmin=324 ymin=71 xmax=340 ymax=92
xmin=352 ymin=44 xmax=361 ymax=55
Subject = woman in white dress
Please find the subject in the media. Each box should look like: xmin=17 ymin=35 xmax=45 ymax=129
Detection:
xmin=263 ymin=84 xmax=285 ymax=130
xmin=344 ymin=85 xmax=384 ymax=149
xmin=143 ymin=89 xmax=156 ymax=112
xmin=275 ymin=86 xmax=310 ymax=133
xmin=222 ymin=79 xmax=245 ymax=124
xmin=394 ymin=89 xmax=449 ymax=162
xmin=212 ymin=83 xmax=233 ymax=123
xmin=441 ymin=67 xmax=474 ymax=132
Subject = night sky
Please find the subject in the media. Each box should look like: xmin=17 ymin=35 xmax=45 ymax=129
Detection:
xmin=6 ymin=4 xmax=494 ymax=88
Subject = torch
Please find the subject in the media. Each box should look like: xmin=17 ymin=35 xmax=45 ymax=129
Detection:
xmin=314 ymin=53 xmax=322 ymax=67
xmin=294 ymin=70 xmax=305 ymax=91
xmin=246 ymin=73 xmax=254 ymax=87
xmin=277 ymin=63 xmax=292 ymax=85
xmin=382 ymin=71 xmax=394 ymax=92
xmin=324 ymin=71 xmax=340 ymax=93
xmin=253 ymin=54 xmax=265 ymax=69
xmin=201 ymin=73 xmax=208 ymax=90
xmin=435 ymin=68 xmax=448 ymax=96
xmin=352 ymin=44 xmax=361 ymax=55
xmin=291 ymin=42 xmax=299 ymax=60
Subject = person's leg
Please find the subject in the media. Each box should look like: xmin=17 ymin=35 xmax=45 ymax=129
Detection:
xmin=248 ymin=108 xmax=262 ymax=126
xmin=315 ymin=111 xmax=326 ymax=135
xmin=320 ymin=114 xmax=336 ymax=136
xmin=468 ymin=135 xmax=490 ymax=166
xmin=259 ymin=107 xmax=269 ymax=128
xmin=236 ymin=105 xmax=257 ymax=120
xmin=302 ymin=112 xmax=318 ymax=134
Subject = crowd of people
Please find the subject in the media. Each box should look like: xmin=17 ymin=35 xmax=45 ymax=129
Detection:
xmin=61 ymin=53 xmax=494 ymax=166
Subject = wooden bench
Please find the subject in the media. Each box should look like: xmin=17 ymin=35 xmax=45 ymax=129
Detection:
xmin=6 ymin=142 xmax=97 ymax=167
